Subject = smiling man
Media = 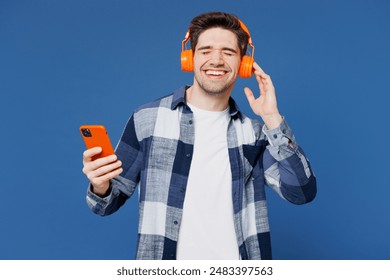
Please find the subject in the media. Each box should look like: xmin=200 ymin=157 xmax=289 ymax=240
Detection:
xmin=81 ymin=11 xmax=317 ymax=260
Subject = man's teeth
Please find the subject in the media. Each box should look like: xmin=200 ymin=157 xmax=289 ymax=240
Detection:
xmin=206 ymin=70 xmax=225 ymax=76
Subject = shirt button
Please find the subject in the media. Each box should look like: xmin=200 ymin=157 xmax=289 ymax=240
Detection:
xmin=273 ymin=134 xmax=278 ymax=139
xmin=186 ymin=153 xmax=191 ymax=157
xmin=189 ymin=120 xmax=193 ymax=124
xmin=282 ymin=129 xmax=286 ymax=134
xmin=173 ymin=221 xmax=178 ymax=225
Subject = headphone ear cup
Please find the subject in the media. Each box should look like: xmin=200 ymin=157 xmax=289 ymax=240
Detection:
xmin=181 ymin=49 xmax=194 ymax=72
xmin=238 ymin=55 xmax=254 ymax=78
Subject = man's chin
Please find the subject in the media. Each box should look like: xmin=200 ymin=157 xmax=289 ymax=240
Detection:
xmin=204 ymin=85 xmax=234 ymax=95
xmin=194 ymin=74 xmax=235 ymax=95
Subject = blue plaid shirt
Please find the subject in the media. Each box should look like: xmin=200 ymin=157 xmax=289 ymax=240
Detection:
xmin=86 ymin=86 xmax=317 ymax=260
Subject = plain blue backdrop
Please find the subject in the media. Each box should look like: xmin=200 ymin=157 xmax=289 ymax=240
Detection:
xmin=1 ymin=0 xmax=389 ymax=259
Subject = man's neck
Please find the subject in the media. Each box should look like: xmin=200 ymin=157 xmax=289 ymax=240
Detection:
xmin=185 ymin=85 xmax=231 ymax=112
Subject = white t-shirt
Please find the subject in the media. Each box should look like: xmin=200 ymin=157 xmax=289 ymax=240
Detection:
xmin=176 ymin=103 xmax=239 ymax=260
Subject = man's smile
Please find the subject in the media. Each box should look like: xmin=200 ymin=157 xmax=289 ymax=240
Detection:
xmin=203 ymin=68 xmax=230 ymax=79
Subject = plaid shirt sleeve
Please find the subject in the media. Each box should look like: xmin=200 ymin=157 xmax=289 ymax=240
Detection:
xmin=262 ymin=118 xmax=317 ymax=204
xmin=86 ymin=115 xmax=142 ymax=216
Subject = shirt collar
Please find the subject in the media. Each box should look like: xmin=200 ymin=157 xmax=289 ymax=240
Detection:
xmin=170 ymin=86 xmax=244 ymax=122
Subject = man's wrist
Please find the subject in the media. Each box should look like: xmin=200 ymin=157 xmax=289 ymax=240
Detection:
xmin=262 ymin=113 xmax=283 ymax=130
xmin=91 ymin=182 xmax=112 ymax=198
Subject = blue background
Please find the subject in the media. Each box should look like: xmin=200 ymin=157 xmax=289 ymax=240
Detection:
xmin=1 ymin=0 xmax=389 ymax=260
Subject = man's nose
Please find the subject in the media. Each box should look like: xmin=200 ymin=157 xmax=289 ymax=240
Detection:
xmin=209 ymin=50 xmax=224 ymax=65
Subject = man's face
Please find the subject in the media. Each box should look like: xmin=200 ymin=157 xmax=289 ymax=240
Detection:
xmin=193 ymin=27 xmax=241 ymax=95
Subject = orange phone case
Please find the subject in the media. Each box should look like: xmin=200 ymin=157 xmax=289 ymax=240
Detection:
xmin=80 ymin=125 xmax=115 ymax=160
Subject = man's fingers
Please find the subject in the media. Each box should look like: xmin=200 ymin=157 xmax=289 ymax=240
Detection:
xmin=253 ymin=61 xmax=269 ymax=79
xmin=82 ymin=154 xmax=118 ymax=174
xmin=86 ymin=160 xmax=122 ymax=181
xmin=97 ymin=160 xmax=122 ymax=177
xmin=253 ymin=61 xmax=273 ymax=83
xmin=253 ymin=61 xmax=264 ymax=73
xmin=82 ymin=148 xmax=122 ymax=192
xmin=83 ymin=147 xmax=102 ymax=162
xmin=253 ymin=70 xmax=271 ymax=83
xmin=88 ymin=166 xmax=123 ymax=188
xmin=244 ymin=87 xmax=256 ymax=104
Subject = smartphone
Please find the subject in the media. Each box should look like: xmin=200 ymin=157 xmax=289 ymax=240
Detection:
xmin=80 ymin=125 xmax=115 ymax=160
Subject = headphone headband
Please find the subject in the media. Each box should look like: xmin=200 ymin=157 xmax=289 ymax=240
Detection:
xmin=182 ymin=18 xmax=252 ymax=50
xmin=238 ymin=19 xmax=253 ymax=47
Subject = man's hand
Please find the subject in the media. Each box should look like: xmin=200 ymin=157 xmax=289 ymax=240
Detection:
xmin=82 ymin=147 xmax=123 ymax=196
xmin=244 ymin=62 xmax=283 ymax=129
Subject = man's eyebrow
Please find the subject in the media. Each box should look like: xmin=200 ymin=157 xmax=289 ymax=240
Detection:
xmin=197 ymin=46 xmax=238 ymax=53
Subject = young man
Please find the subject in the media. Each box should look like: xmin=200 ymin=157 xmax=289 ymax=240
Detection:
xmin=82 ymin=12 xmax=317 ymax=260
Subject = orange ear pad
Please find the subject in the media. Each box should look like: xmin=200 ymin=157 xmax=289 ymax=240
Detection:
xmin=238 ymin=55 xmax=254 ymax=78
xmin=181 ymin=49 xmax=193 ymax=72
xmin=238 ymin=19 xmax=254 ymax=78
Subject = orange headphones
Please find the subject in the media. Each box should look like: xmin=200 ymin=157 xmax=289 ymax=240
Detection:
xmin=181 ymin=18 xmax=255 ymax=78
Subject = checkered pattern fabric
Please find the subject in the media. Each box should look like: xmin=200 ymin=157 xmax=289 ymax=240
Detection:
xmin=86 ymin=86 xmax=317 ymax=260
